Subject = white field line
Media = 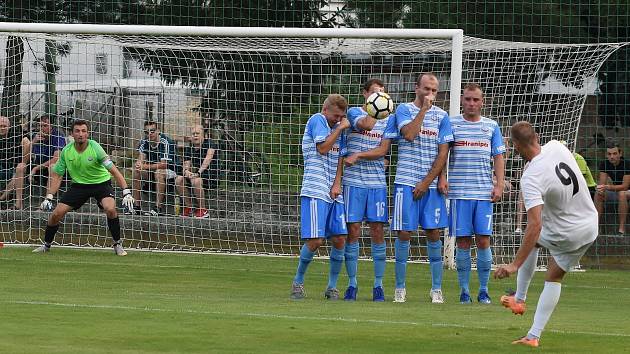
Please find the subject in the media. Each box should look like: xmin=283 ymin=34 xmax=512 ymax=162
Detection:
xmin=6 ymin=300 xmax=630 ymax=339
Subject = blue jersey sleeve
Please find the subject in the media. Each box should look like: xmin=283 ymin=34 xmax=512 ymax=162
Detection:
xmin=382 ymin=115 xmax=399 ymax=140
xmin=347 ymin=107 xmax=366 ymax=131
xmin=395 ymin=104 xmax=413 ymax=131
xmin=308 ymin=114 xmax=331 ymax=144
xmin=437 ymin=114 xmax=454 ymax=144
xmin=491 ymin=124 xmax=506 ymax=156
xmin=339 ymin=131 xmax=349 ymax=157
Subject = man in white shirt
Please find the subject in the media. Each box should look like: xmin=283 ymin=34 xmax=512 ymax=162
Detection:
xmin=494 ymin=121 xmax=598 ymax=348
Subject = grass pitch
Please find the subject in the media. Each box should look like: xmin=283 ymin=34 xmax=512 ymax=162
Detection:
xmin=1 ymin=246 xmax=629 ymax=353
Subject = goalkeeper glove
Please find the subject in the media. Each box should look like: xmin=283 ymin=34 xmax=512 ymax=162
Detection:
xmin=40 ymin=193 xmax=54 ymax=211
xmin=121 ymin=188 xmax=135 ymax=211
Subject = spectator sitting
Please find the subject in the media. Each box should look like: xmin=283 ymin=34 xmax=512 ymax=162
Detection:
xmin=129 ymin=121 xmax=180 ymax=216
xmin=0 ymin=116 xmax=30 ymax=209
xmin=175 ymin=124 xmax=221 ymax=218
xmin=594 ymin=142 xmax=630 ymax=235
xmin=28 ymin=115 xmax=66 ymax=188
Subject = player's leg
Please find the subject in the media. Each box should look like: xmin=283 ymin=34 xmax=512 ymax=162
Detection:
xmin=391 ymin=185 xmax=417 ymax=303
xmin=100 ymin=195 xmax=127 ymax=256
xmin=502 ymin=247 xmax=538 ymax=315
xmin=325 ymin=201 xmax=347 ymax=300
xmin=366 ymin=187 xmax=388 ymax=301
xmin=618 ymin=191 xmax=627 ymax=234
xmin=419 ymin=189 xmax=448 ymax=303
xmin=291 ymin=197 xmax=326 ymax=299
xmin=472 ymin=200 xmax=493 ymax=303
xmin=343 ymin=185 xmax=365 ymax=300
xmin=32 ymin=203 xmax=73 ymax=252
xmin=451 ymin=199 xmax=474 ymax=303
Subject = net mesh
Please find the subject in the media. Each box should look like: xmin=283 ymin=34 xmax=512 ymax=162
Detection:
xmin=0 ymin=29 xmax=622 ymax=267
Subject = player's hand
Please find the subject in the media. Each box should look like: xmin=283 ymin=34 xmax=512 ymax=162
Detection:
xmin=121 ymin=188 xmax=135 ymax=211
xmin=438 ymin=179 xmax=449 ymax=196
xmin=413 ymin=181 xmax=429 ymax=200
xmin=422 ymin=94 xmax=435 ymax=111
xmin=596 ymin=184 xmax=606 ymax=194
xmin=330 ymin=183 xmax=342 ymax=200
xmin=344 ymin=154 xmax=359 ymax=166
xmin=40 ymin=193 xmax=54 ymax=211
xmin=494 ymin=263 xmax=518 ymax=279
xmin=491 ymin=184 xmax=504 ymax=202
xmin=338 ymin=117 xmax=351 ymax=130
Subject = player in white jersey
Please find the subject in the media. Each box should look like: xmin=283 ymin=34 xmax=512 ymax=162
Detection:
xmin=331 ymin=78 xmax=390 ymax=302
xmin=447 ymin=84 xmax=506 ymax=304
xmin=495 ymin=121 xmax=598 ymax=348
xmin=290 ymin=94 xmax=351 ymax=301
xmin=389 ymin=73 xmax=454 ymax=303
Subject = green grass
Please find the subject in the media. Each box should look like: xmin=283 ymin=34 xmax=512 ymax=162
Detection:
xmin=1 ymin=246 xmax=629 ymax=353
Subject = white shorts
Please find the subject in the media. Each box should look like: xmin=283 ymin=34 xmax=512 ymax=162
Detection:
xmin=545 ymin=241 xmax=593 ymax=272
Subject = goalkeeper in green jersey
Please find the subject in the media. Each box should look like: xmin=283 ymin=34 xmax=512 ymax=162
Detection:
xmin=32 ymin=119 xmax=134 ymax=256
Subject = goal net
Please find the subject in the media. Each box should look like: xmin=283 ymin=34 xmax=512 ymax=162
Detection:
xmin=0 ymin=24 xmax=622 ymax=268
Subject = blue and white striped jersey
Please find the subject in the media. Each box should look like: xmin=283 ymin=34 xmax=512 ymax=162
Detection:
xmin=300 ymin=113 xmax=344 ymax=203
xmin=388 ymin=102 xmax=453 ymax=188
xmin=447 ymin=115 xmax=505 ymax=200
xmin=341 ymin=106 xmax=390 ymax=188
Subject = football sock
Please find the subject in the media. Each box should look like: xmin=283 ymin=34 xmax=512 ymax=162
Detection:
xmin=293 ymin=243 xmax=314 ymax=284
xmin=427 ymin=239 xmax=443 ymax=290
xmin=328 ymin=246 xmax=345 ymax=289
xmin=456 ymin=247 xmax=471 ymax=294
xmin=344 ymin=241 xmax=359 ymax=288
xmin=44 ymin=224 xmax=60 ymax=245
xmin=394 ymin=239 xmax=410 ymax=289
xmin=372 ymin=242 xmax=386 ymax=288
xmin=516 ymin=248 xmax=539 ymax=301
xmin=476 ymin=246 xmax=492 ymax=292
xmin=528 ymin=281 xmax=562 ymax=339
xmin=107 ymin=217 xmax=121 ymax=242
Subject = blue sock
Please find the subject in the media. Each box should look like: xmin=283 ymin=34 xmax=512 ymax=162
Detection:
xmin=344 ymin=241 xmax=359 ymax=288
xmin=477 ymin=247 xmax=493 ymax=292
xmin=293 ymin=244 xmax=315 ymax=284
xmin=328 ymin=246 xmax=345 ymax=289
xmin=372 ymin=242 xmax=386 ymax=288
xmin=395 ymin=239 xmax=410 ymax=289
xmin=456 ymin=247 xmax=471 ymax=294
xmin=427 ymin=240 xmax=443 ymax=290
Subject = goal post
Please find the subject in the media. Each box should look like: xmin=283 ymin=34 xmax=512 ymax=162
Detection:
xmin=0 ymin=22 xmax=622 ymax=270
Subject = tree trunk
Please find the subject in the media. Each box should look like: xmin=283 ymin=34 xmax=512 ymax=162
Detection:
xmin=1 ymin=36 xmax=25 ymax=125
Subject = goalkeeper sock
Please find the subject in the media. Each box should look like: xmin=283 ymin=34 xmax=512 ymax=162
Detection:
xmin=394 ymin=238 xmax=410 ymax=289
xmin=516 ymin=248 xmax=539 ymax=302
xmin=528 ymin=281 xmax=562 ymax=339
xmin=107 ymin=217 xmax=121 ymax=242
xmin=427 ymin=239 xmax=443 ymax=290
xmin=344 ymin=241 xmax=359 ymax=288
xmin=372 ymin=242 xmax=386 ymax=288
xmin=456 ymin=247 xmax=471 ymax=294
xmin=476 ymin=246 xmax=492 ymax=292
xmin=44 ymin=224 xmax=60 ymax=245
xmin=293 ymin=244 xmax=314 ymax=284
xmin=327 ymin=245 xmax=344 ymax=289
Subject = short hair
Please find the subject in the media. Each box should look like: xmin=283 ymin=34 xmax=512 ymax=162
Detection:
xmin=39 ymin=115 xmax=52 ymax=123
xmin=71 ymin=119 xmax=89 ymax=130
xmin=606 ymin=141 xmax=621 ymax=151
xmin=362 ymin=78 xmax=385 ymax=92
xmin=463 ymin=83 xmax=484 ymax=95
xmin=144 ymin=120 xmax=158 ymax=128
xmin=510 ymin=121 xmax=537 ymax=147
xmin=416 ymin=72 xmax=438 ymax=85
xmin=323 ymin=94 xmax=348 ymax=111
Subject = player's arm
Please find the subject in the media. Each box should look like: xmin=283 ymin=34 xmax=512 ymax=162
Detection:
xmin=494 ymin=204 xmax=542 ymax=279
xmin=344 ymin=139 xmax=391 ymax=166
xmin=400 ymin=97 xmax=432 ymax=142
xmin=438 ymin=169 xmax=448 ymax=196
xmin=605 ymin=174 xmax=630 ymax=192
xmin=330 ymin=157 xmax=344 ymax=200
xmin=20 ymin=136 xmax=31 ymax=165
xmin=316 ymin=118 xmax=350 ymax=155
xmin=491 ymin=153 xmax=506 ymax=202
xmin=355 ymin=115 xmax=378 ymax=131
xmin=413 ymin=143 xmax=449 ymax=199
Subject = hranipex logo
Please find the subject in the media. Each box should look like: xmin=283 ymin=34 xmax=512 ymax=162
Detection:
xmin=454 ymin=139 xmax=490 ymax=150
xmin=419 ymin=127 xmax=439 ymax=137
xmin=349 ymin=130 xmax=382 ymax=140
xmin=330 ymin=145 xmax=341 ymax=153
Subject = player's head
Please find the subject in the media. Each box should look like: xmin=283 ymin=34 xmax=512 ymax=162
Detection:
xmin=462 ymin=83 xmax=484 ymax=119
xmin=510 ymin=121 xmax=539 ymax=161
xmin=0 ymin=116 xmax=9 ymax=137
xmin=415 ymin=72 xmax=439 ymax=102
xmin=190 ymin=124 xmax=204 ymax=145
xmin=606 ymin=141 xmax=622 ymax=165
xmin=71 ymin=119 xmax=90 ymax=144
xmin=38 ymin=115 xmax=52 ymax=135
xmin=322 ymin=94 xmax=348 ymax=127
xmin=144 ymin=121 xmax=160 ymax=142
xmin=361 ymin=78 xmax=385 ymax=99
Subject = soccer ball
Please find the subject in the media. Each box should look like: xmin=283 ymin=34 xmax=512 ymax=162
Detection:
xmin=365 ymin=92 xmax=394 ymax=119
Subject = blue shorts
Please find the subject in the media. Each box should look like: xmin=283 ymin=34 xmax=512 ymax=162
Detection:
xmin=300 ymin=197 xmax=347 ymax=239
xmin=344 ymin=185 xmax=388 ymax=223
xmin=391 ymin=185 xmax=448 ymax=231
xmin=449 ymin=199 xmax=493 ymax=237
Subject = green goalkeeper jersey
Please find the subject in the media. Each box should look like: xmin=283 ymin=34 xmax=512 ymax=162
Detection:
xmin=53 ymin=139 xmax=113 ymax=184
